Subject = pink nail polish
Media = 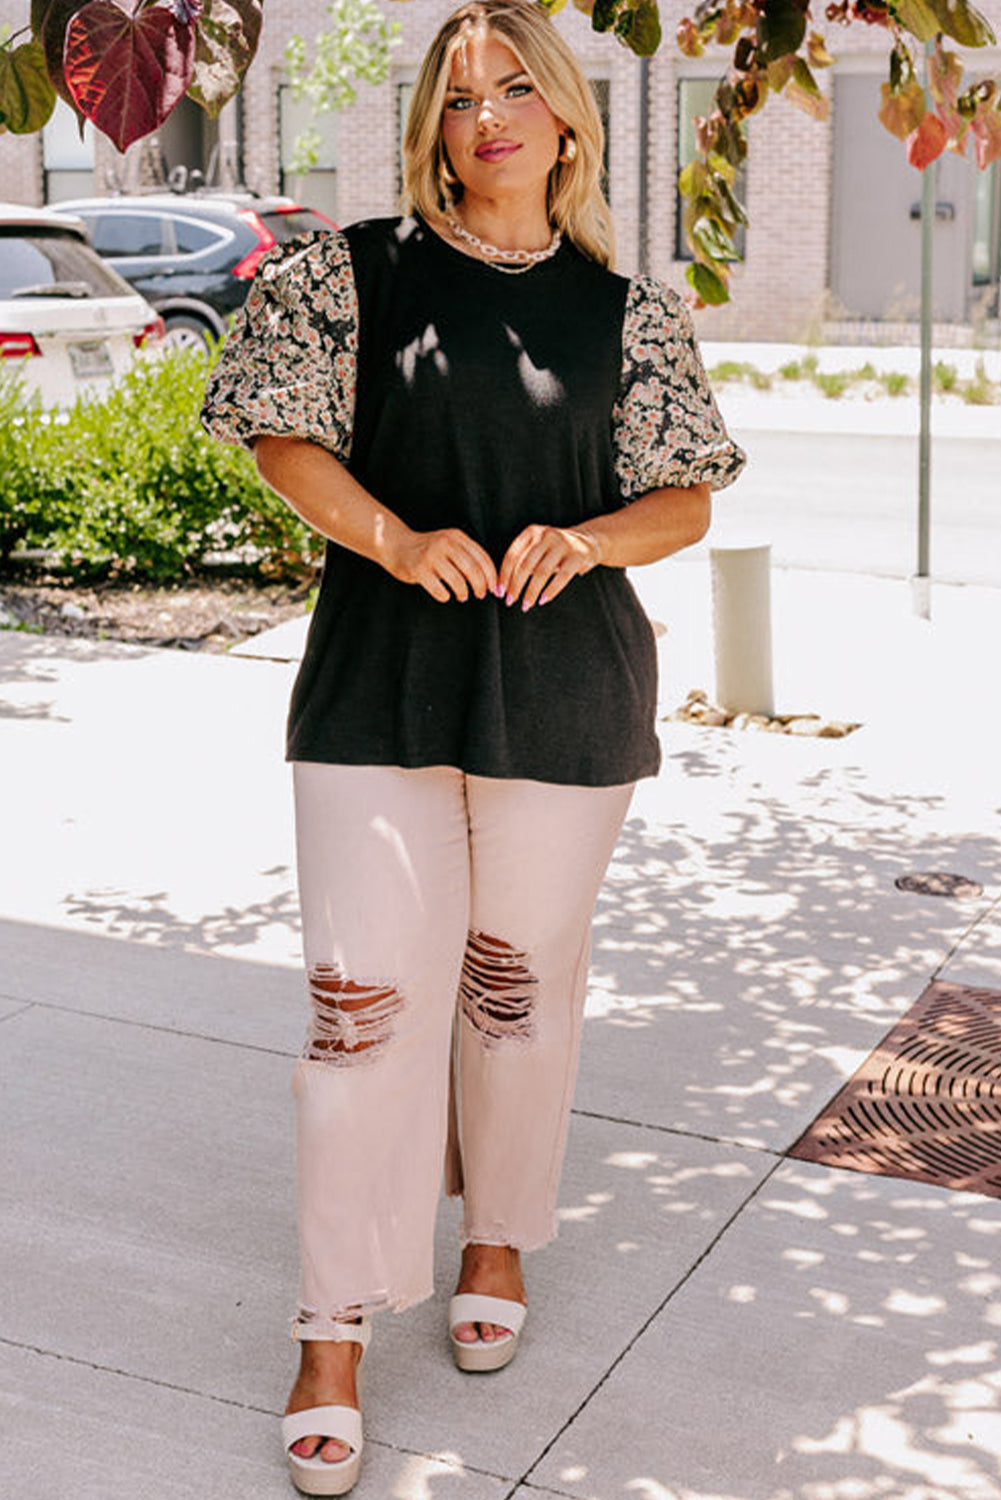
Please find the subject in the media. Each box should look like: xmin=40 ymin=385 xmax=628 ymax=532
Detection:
xmin=505 ymin=594 xmax=515 ymax=607
xmin=521 ymin=598 xmax=531 ymax=613
xmin=494 ymin=584 xmax=504 ymax=598
xmin=540 ymin=592 xmax=550 ymax=605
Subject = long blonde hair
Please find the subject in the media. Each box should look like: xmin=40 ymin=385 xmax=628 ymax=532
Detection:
xmin=402 ymin=0 xmax=615 ymax=269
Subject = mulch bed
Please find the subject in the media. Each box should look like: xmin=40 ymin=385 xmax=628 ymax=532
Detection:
xmin=0 ymin=577 xmax=311 ymax=653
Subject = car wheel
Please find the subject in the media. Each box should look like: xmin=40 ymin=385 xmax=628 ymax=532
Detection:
xmin=163 ymin=315 xmax=213 ymax=352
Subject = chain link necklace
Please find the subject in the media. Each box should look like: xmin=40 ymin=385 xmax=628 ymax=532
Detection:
xmin=447 ymin=217 xmax=562 ymax=274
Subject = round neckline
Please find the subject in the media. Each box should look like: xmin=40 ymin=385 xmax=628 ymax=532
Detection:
xmin=414 ymin=210 xmax=569 ymax=279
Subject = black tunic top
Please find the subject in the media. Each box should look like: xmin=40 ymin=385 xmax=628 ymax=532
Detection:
xmin=201 ymin=215 xmax=745 ymax=785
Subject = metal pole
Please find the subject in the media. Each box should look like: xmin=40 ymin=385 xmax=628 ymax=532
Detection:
xmin=638 ymin=57 xmax=650 ymax=275
xmin=914 ymin=39 xmax=935 ymax=619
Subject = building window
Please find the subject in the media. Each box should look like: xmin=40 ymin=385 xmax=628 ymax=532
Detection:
xmin=675 ymin=77 xmax=746 ymax=262
xmin=396 ymin=76 xmax=611 ymax=199
xmin=42 ymin=98 xmax=95 ymax=204
xmin=279 ymin=85 xmax=338 ymax=219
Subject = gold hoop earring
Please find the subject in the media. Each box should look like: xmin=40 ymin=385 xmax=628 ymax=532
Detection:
xmin=559 ymin=135 xmax=577 ymax=164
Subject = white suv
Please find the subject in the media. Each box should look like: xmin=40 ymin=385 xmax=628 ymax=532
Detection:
xmin=0 ymin=201 xmax=164 ymax=409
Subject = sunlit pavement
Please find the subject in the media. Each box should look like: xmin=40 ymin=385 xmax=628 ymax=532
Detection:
xmin=2 ymin=559 xmax=1000 ymax=1499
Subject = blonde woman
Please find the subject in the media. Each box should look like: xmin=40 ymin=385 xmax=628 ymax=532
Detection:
xmin=202 ymin=1 xmax=744 ymax=1492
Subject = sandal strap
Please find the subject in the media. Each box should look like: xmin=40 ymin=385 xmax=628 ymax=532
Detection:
xmin=291 ymin=1317 xmax=371 ymax=1348
xmin=282 ymin=1404 xmax=362 ymax=1455
xmin=449 ymin=1293 xmax=527 ymax=1336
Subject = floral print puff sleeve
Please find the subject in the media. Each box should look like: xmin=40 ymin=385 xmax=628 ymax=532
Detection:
xmin=611 ymin=275 xmax=746 ymax=501
xmin=200 ymin=229 xmax=357 ymax=459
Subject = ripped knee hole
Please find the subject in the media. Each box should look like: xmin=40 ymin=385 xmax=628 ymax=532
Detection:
xmin=460 ymin=931 xmax=537 ymax=1044
xmin=303 ymin=962 xmax=404 ymax=1063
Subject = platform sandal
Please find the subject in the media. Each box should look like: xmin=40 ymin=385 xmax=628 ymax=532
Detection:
xmin=448 ymin=1294 xmax=527 ymax=1373
xmin=282 ymin=1319 xmax=370 ymax=1496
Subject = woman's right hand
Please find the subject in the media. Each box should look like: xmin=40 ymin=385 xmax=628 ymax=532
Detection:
xmin=388 ymin=528 xmax=498 ymax=603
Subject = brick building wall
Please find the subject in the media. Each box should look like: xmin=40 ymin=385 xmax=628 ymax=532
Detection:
xmin=0 ymin=0 xmax=41 ymax=203
xmin=191 ymin=0 xmax=1001 ymax=337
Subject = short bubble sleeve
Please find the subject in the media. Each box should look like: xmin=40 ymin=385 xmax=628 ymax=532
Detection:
xmin=611 ymin=275 xmax=747 ymax=501
xmin=199 ymin=230 xmax=358 ymax=459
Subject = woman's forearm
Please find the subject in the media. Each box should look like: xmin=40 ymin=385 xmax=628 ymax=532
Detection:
xmin=577 ymin=483 xmax=711 ymax=568
xmin=252 ymin=435 xmax=498 ymax=600
xmin=253 ymin=435 xmax=413 ymax=574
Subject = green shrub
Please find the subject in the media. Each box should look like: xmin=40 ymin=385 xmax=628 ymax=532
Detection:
xmin=708 ymin=360 xmax=772 ymax=390
xmin=815 ymin=371 xmax=849 ymax=399
xmin=0 ymin=349 xmax=322 ymax=583
xmin=933 ymin=360 xmax=958 ymax=394
xmin=878 ymin=371 xmax=910 ymax=397
xmin=708 ymin=360 xmax=750 ymax=383
xmin=962 ymin=359 xmax=998 ymax=406
xmin=778 ymin=360 xmax=803 ymax=380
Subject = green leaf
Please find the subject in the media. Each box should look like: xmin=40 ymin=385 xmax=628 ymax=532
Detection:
xmin=786 ymin=58 xmax=829 ymax=120
xmin=892 ymin=0 xmax=942 ymax=42
xmin=878 ymin=76 xmax=925 ymax=138
xmin=706 ymin=150 xmax=737 ymax=185
xmin=692 ymin=214 xmax=741 ymax=261
xmin=591 ymin=0 xmax=620 ymax=31
xmin=537 ymin=0 xmax=570 ymax=12
xmin=716 ymin=174 xmax=748 ymax=226
xmin=758 ymin=0 xmax=807 ymax=63
xmin=765 ymin=54 xmax=795 ymax=91
xmin=678 ymin=159 xmax=709 ymax=196
xmin=625 ymin=0 xmax=661 ymax=55
xmin=792 ymin=56 xmax=820 ymax=96
xmin=925 ymin=0 xmax=995 ymax=46
xmin=686 ymin=261 xmax=729 ymax=304
xmin=717 ymin=117 xmax=747 ymax=166
xmin=187 ymin=0 xmax=262 ymax=117
xmin=0 ymin=39 xmax=56 ymax=133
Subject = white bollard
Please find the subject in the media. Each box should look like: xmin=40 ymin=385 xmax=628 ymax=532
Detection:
xmin=710 ymin=544 xmax=775 ymax=718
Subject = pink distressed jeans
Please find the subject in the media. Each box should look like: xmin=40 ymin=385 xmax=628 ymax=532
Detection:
xmin=290 ymin=762 xmax=633 ymax=1338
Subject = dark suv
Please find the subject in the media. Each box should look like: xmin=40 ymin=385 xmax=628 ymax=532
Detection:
xmin=59 ymin=192 xmax=337 ymax=350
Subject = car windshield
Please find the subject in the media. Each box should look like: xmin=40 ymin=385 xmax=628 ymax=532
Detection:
xmin=0 ymin=229 xmax=130 ymax=299
xmin=260 ymin=210 xmax=335 ymax=241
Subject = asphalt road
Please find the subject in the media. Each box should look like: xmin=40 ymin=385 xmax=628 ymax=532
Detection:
xmin=710 ymin=428 xmax=1000 ymax=586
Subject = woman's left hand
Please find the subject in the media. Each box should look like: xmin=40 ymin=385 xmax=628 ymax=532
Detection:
xmin=498 ymin=524 xmax=604 ymax=611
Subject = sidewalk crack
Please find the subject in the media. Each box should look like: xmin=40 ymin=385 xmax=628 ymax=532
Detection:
xmin=0 ymin=998 xmax=36 ymax=1024
xmin=932 ymin=891 xmax=1001 ymax=980
xmin=1 ymin=997 xmax=297 ymax=1059
xmin=0 ymin=1336 xmax=275 ymax=1416
xmin=512 ymin=1155 xmax=786 ymax=1494
xmin=0 ymin=1337 xmax=514 ymax=1482
xmin=571 ymin=1105 xmax=784 ymax=1157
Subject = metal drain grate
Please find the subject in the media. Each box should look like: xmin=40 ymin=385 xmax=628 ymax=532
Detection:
xmin=789 ymin=980 xmax=1001 ymax=1199
xmin=895 ymin=872 xmax=984 ymax=898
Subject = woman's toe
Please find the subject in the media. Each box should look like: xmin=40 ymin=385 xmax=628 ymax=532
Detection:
xmin=292 ymin=1436 xmax=322 ymax=1458
xmin=453 ymin=1320 xmax=479 ymax=1343
xmin=320 ymin=1437 xmax=351 ymax=1464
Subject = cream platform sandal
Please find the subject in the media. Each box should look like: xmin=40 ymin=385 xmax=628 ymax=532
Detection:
xmin=282 ymin=1320 xmax=370 ymax=1496
xmin=448 ymin=1294 xmax=527 ymax=1372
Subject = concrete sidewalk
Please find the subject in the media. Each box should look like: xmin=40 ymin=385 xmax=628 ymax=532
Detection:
xmin=2 ymin=563 xmax=1000 ymax=1500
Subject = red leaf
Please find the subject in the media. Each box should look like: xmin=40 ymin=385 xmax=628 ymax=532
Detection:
xmin=970 ymin=108 xmax=1001 ymax=169
xmin=33 ymin=0 xmax=91 ymax=120
xmin=64 ymin=1 xmax=195 ymax=152
xmin=906 ymin=112 xmax=947 ymax=169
